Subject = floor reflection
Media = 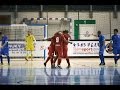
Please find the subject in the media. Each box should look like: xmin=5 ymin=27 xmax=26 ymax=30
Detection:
xmin=0 ymin=66 xmax=120 ymax=85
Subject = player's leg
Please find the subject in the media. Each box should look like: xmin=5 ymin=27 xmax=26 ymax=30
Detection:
xmin=6 ymin=55 xmax=10 ymax=65
xmin=0 ymin=49 xmax=3 ymax=65
xmin=66 ymin=58 xmax=70 ymax=68
xmin=5 ymin=48 xmax=10 ymax=65
xmin=57 ymin=58 xmax=62 ymax=69
xmin=114 ymin=54 xmax=118 ymax=65
xmin=113 ymin=48 xmax=118 ymax=66
xmin=0 ymin=54 xmax=3 ymax=65
xmin=44 ymin=56 xmax=51 ymax=67
xmin=117 ymin=48 xmax=120 ymax=61
xmin=50 ymin=55 xmax=54 ymax=68
xmin=99 ymin=47 xmax=105 ymax=65
xmin=30 ymin=50 xmax=33 ymax=61
xmin=25 ymin=50 xmax=29 ymax=61
xmin=30 ymin=45 xmax=35 ymax=61
xmin=52 ymin=55 xmax=58 ymax=68
xmin=63 ymin=46 xmax=70 ymax=68
xmin=114 ymin=49 xmax=120 ymax=66
xmin=25 ymin=45 xmax=31 ymax=61
xmin=56 ymin=47 xmax=62 ymax=69
xmin=54 ymin=55 xmax=58 ymax=64
xmin=44 ymin=47 xmax=52 ymax=67
xmin=50 ymin=50 xmax=55 ymax=68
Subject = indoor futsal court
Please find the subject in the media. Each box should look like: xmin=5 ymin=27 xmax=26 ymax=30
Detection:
xmin=0 ymin=5 xmax=120 ymax=85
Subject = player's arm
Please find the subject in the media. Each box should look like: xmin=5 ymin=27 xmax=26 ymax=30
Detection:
xmin=109 ymin=37 xmax=113 ymax=50
xmin=110 ymin=36 xmax=113 ymax=46
xmin=32 ymin=35 xmax=36 ymax=44
xmin=25 ymin=36 xmax=27 ymax=45
xmin=68 ymin=35 xmax=72 ymax=44
xmin=1 ymin=37 xmax=8 ymax=48
xmin=103 ymin=39 xmax=105 ymax=46
xmin=1 ymin=41 xmax=8 ymax=48
xmin=61 ymin=34 xmax=69 ymax=44
xmin=92 ymin=33 xmax=98 ymax=37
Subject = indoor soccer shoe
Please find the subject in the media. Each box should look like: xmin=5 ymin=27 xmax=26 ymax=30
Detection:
xmin=66 ymin=65 xmax=71 ymax=69
xmin=25 ymin=57 xmax=28 ymax=61
xmin=56 ymin=65 xmax=62 ymax=69
xmin=99 ymin=63 xmax=105 ymax=66
xmin=44 ymin=63 xmax=46 ymax=67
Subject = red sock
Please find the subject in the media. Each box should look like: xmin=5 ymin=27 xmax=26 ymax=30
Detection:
xmin=57 ymin=59 xmax=61 ymax=66
xmin=66 ymin=58 xmax=70 ymax=66
xmin=45 ymin=57 xmax=50 ymax=64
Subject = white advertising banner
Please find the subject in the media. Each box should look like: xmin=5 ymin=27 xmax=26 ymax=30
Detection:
xmin=0 ymin=41 xmax=113 ymax=57
xmin=8 ymin=41 xmax=50 ymax=57
xmin=68 ymin=41 xmax=113 ymax=56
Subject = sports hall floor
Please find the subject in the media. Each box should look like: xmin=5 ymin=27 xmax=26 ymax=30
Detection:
xmin=0 ymin=58 xmax=120 ymax=85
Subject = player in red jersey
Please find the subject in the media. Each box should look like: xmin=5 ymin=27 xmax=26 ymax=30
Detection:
xmin=44 ymin=37 xmax=55 ymax=68
xmin=53 ymin=31 xmax=68 ymax=69
xmin=62 ymin=30 xmax=71 ymax=68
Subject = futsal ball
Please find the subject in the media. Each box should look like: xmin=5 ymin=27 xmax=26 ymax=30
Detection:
xmin=105 ymin=43 xmax=113 ymax=54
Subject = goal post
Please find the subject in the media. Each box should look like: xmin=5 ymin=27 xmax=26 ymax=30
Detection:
xmin=0 ymin=24 xmax=48 ymax=59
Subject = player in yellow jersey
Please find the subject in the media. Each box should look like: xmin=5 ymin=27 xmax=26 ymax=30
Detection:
xmin=25 ymin=31 xmax=36 ymax=61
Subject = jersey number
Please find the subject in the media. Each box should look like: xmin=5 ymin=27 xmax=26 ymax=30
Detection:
xmin=56 ymin=37 xmax=59 ymax=43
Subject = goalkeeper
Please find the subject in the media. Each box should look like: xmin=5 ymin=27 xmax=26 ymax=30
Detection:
xmin=25 ymin=31 xmax=36 ymax=61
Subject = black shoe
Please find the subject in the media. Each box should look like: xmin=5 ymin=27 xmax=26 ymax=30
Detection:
xmin=56 ymin=65 xmax=62 ymax=69
xmin=44 ymin=63 xmax=46 ymax=67
xmin=25 ymin=57 xmax=28 ymax=61
xmin=66 ymin=65 xmax=71 ymax=69
xmin=115 ymin=61 xmax=118 ymax=65
xmin=99 ymin=63 xmax=102 ymax=65
xmin=102 ymin=63 xmax=105 ymax=65
xmin=99 ymin=63 xmax=105 ymax=66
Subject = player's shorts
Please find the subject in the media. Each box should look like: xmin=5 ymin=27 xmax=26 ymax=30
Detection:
xmin=55 ymin=46 xmax=63 ymax=59
xmin=0 ymin=48 xmax=9 ymax=55
xmin=113 ymin=47 xmax=120 ymax=55
xmin=25 ymin=44 xmax=35 ymax=51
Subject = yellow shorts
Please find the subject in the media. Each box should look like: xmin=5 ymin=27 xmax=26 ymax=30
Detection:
xmin=25 ymin=45 xmax=35 ymax=51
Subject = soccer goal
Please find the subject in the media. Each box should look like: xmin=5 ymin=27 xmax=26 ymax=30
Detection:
xmin=0 ymin=24 xmax=49 ymax=59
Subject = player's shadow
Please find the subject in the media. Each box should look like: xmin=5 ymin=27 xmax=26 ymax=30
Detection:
xmin=44 ymin=68 xmax=71 ymax=85
xmin=113 ymin=68 xmax=120 ymax=85
xmin=0 ymin=66 xmax=10 ymax=84
xmin=99 ymin=67 xmax=105 ymax=85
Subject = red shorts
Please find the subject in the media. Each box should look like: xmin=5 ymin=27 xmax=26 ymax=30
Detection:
xmin=55 ymin=46 xmax=63 ymax=59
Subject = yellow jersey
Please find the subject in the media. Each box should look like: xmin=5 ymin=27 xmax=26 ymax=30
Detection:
xmin=25 ymin=35 xmax=36 ymax=51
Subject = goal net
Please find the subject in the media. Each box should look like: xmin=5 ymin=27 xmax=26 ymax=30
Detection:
xmin=0 ymin=24 xmax=48 ymax=59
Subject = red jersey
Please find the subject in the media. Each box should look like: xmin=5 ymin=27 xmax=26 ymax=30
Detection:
xmin=54 ymin=32 xmax=64 ymax=46
xmin=63 ymin=33 xmax=71 ymax=45
xmin=50 ymin=36 xmax=55 ymax=47
xmin=47 ymin=37 xmax=55 ymax=57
